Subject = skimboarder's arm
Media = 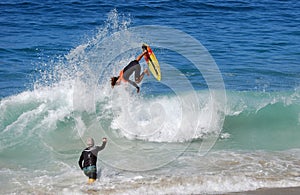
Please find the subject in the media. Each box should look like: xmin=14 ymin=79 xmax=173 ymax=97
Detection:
xmin=78 ymin=152 xmax=84 ymax=170
xmin=136 ymin=50 xmax=148 ymax=62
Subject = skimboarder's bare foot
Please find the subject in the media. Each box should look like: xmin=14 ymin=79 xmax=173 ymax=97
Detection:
xmin=144 ymin=68 xmax=150 ymax=76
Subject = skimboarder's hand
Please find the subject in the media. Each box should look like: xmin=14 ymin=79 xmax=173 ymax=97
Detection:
xmin=142 ymin=45 xmax=147 ymax=51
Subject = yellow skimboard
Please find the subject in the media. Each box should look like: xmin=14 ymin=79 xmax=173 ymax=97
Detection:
xmin=142 ymin=44 xmax=161 ymax=81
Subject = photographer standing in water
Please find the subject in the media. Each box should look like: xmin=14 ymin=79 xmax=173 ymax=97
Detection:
xmin=78 ymin=137 xmax=107 ymax=184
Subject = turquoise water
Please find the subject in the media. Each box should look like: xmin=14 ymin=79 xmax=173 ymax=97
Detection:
xmin=1 ymin=1 xmax=300 ymax=194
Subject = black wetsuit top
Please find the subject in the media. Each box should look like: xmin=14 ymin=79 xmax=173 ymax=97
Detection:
xmin=123 ymin=60 xmax=139 ymax=73
xmin=78 ymin=142 xmax=106 ymax=170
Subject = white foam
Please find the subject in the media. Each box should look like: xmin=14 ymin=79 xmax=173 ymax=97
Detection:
xmin=110 ymin=90 xmax=225 ymax=142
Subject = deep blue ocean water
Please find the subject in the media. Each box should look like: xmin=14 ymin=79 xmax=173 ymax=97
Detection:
xmin=1 ymin=0 xmax=300 ymax=194
xmin=1 ymin=0 xmax=299 ymax=97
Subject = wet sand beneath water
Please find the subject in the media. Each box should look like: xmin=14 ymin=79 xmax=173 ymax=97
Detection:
xmin=224 ymin=186 xmax=300 ymax=195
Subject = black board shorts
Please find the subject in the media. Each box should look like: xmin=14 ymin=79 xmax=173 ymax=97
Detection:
xmin=83 ymin=165 xmax=97 ymax=179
